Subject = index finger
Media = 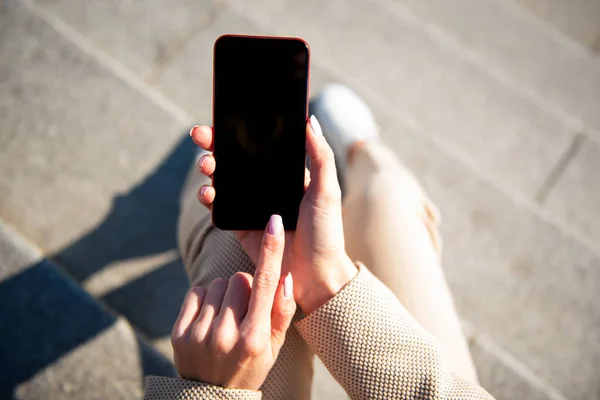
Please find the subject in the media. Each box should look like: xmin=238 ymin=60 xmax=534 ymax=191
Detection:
xmin=244 ymin=215 xmax=285 ymax=328
xmin=190 ymin=125 xmax=214 ymax=151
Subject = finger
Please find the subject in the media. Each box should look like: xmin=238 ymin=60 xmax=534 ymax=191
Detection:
xmin=171 ymin=286 xmax=206 ymax=339
xmin=197 ymin=153 xmax=216 ymax=177
xmin=270 ymin=272 xmax=296 ymax=347
xmin=190 ymin=125 xmax=214 ymax=151
xmin=217 ymin=272 xmax=253 ymax=328
xmin=191 ymin=278 xmax=228 ymax=342
xmin=305 ymin=116 xmax=339 ymax=195
xmin=197 ymin=185 xmax=215 ymax=210
xmin=244 ymin=215 xmax=285 ymax=329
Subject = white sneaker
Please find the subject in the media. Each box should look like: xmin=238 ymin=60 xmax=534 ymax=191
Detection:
xmin=310 ymin=84 xmax=379 ymax=174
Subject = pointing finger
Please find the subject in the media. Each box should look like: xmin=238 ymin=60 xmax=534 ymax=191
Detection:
xmin=243 ymin=215 xmax=285 ymax=330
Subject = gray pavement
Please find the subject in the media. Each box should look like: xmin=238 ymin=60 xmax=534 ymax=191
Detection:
xmin=0 ymin=222 xmax=176 ymax=399
xmin=1 ymin=0 xmax=599 ymax=399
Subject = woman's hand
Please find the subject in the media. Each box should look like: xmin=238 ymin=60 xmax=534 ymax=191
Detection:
xmin=171 ymin=215 xmax=296 ymax=390
xmin=191 ymin=117 xmax=357 ymax=314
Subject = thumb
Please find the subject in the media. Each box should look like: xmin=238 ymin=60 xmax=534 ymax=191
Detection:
xmin=306 ymin=116 xmax=340 ymax=196
xmin=270 ymin=272 xmax=296 ymax=348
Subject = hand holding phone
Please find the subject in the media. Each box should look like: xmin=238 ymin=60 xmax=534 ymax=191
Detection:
xmin=192 ymin=117 xmax=357 ymax=314
xmin=194 ymin=35 xmax=357 ymax=315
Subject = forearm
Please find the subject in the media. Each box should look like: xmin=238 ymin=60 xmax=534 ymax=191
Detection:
xmin=295 ymin=264 xmax=494 ymax=400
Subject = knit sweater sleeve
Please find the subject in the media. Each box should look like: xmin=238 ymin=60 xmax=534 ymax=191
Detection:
xmin=144 ymin=376 xmax=261 ymax=400
xmin=295 ymin=263 xmax=494 ymax=400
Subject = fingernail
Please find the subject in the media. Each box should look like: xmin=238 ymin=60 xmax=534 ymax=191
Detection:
xmin=310 ymin=115 xmax=322 ymax=136
xmin=200 ymin=186 xmax=209 ymax=196
xmin=283 ymin=272 xmax=293 ymax=298
xmin=189 ymin=125 xmax=198 ymax=136
xmin=267 ymin=214 xmax=282 ymax=235
xmin=198 ymin=155 xmax=207 ymax=168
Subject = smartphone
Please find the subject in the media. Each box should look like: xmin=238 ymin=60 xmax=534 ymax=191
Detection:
xmin=212 ymin=35 xmax=310 ymax=230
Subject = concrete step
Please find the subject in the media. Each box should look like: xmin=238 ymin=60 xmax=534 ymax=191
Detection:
xmin=511 ymin=0 xmax=600 ymax=53
xmin=542 ymin=137 xmax=600 ymax=249
xmin=0 ymin=221 xmax=176 ymax=399
xmin=386 ymin=0 xmax=600 ymax=246
xmin=391 ymin=0 xmax=600 ymax=137
xmin=24 ymin=0 xmax=222 ymax=81
xmin=0 ymin=0 xmax=192 ymax=361
xmin=1 ymin=0 xmax=597 ymax=399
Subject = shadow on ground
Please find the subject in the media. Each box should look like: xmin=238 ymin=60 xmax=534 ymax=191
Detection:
xmin=52 ymin=132 xmax=196 ymax=340
xmin=0 ymin=261 xmax=176 ymax=399
xmin=0 ymin=133 xmax=196 ymax=397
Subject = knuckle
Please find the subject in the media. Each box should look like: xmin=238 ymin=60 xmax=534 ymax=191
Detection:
xmin=278 ymin=305 xmax=296 ymax=322
xmin=230 ymin=271 xmax=252 ymax=287
xmin=190 ymin=325 xmax=208 ymax=344
xmin=210 ymin=325 xmax=236 ymax=355
xmin=170 ymin=331 xmax=186 ymax=349
xmin=209 ymin=277 xmax=227 ymax=287
xmin=239 ymin=330 xmax=266 ymax=357
xmin=207 ymin=278 xmax=228 ymax=294
xmin=190 ymin=285 xmax=206 ymax=298
xmin=314 ymin=185 xmax=341 ymax=207
xmin=171 ymin=327 xmax=195 ymax=349
xmin=254 ymin=270 xmax=279 ymax=291
xmin=213 ymin=339 xmax=230 ymax=355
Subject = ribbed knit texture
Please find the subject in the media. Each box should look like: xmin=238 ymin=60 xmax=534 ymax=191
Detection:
xmin=296 ymin=265 xmax=492 ymax=400
xmin=145 ymin=376 xmax=261 ymax=399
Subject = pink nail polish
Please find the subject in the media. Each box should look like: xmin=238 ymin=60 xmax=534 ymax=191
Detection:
xmin=284 ymin=273 xmax=293 ymax=298
xmin=267 ymin=214 xmax=282 ymax=235
xmin=198 ymin=155 xmax=206 ymax=168
xmin=189 ymin=125 xmax=198 ymax=136
xmin=200 ymin=186 xmax=208 ymax=196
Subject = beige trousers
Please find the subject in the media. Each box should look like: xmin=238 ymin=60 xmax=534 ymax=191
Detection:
xmin=177 ymin=141 xmax=477 ymax=399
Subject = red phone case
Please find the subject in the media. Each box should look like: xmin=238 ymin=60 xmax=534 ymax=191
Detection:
xmin=211 ymin=34 xmax=311 ymax=229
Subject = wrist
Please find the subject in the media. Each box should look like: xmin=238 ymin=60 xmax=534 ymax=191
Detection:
xmin=297 ymin=255 xmax=357 ymax=314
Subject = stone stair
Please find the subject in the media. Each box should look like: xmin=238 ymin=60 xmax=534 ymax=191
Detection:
xmin=0 ymin=0 xmax=598 ymax=399
xmin=0 ymin=222 xmax=176 ymax=399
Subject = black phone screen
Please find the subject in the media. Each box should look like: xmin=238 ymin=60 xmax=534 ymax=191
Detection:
xmin=212 ymin=35 xmax=309 ymax=230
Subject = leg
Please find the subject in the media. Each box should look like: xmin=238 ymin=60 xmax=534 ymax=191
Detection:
xmin=312 ymin=84 xmax=477 ymax=383
xmin=342 ymin=141 xmax=478 ymax=383
xmin=177 ymin=157 xmax=314 ymax=399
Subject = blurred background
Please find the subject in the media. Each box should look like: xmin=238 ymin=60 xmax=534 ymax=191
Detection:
xmin=1 ymin=0 xmax=599 ymax=399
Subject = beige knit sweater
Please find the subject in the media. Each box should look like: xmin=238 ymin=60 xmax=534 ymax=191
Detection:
xmin=145 ymin=263 xmax=493 ymax=399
